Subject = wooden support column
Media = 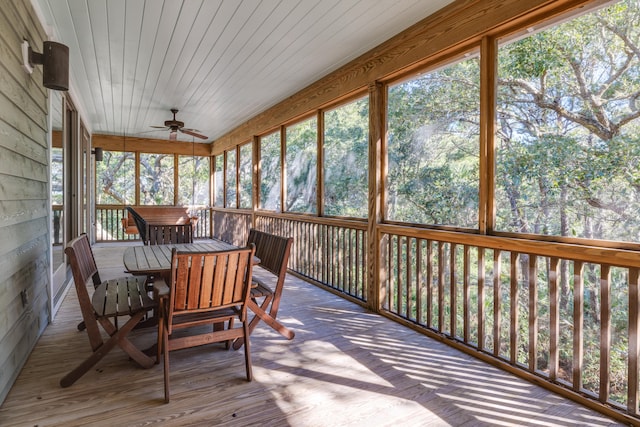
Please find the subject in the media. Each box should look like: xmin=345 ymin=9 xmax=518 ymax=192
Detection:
xmin=367 ymin=82 xmax=384 ymax=312
xmin=223 ymin=151 xmax=227 ymax=208
xmin=317 ymin=111 xmax=324 ymax=217
xmin=208 ymin=154 xmax=213 ymax=238
xmin=235 ymin=145 xmax=241 ymax=209
xmin=173 ymin=154 xmax=179 ymax=206
xmin=252 ymin=135 xmax=259 ymax=227
xmin=134 ymin=151 xmax=140 ymax=205
xmin=480 ymin=35 xmax=497 ymax=234
xmin=280 ymin=126 xmax=286 ymax=213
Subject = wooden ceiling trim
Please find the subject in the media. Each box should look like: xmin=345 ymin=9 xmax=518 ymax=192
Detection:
xmin=92 ymin=134 xmax=211 ymax=156
xmin=211 ymin=0 xmax=592 ymax=155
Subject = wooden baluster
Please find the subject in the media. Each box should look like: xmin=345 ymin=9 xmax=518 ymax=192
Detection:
xmin=426 ymin=240 xmax=433 ymax=329
xmin=510 ymin=252 xmax=519 ymax=364
xmin=629 ymin=268 xmax=639 ymax=415
xmin=416 ymin=239 xmax=423 ymax=325
xmin=573 ymin=261 xmax=584 ymax=391
xmin=493 ymin=250 xmax=501 ymax=357
xmin=478 ymin=247 xmax=485 ymax=351
xmin=450 ymin=243 xmax=457 ymax=338
xmin=599 ymin=264 xmax=611 ymax=403
xmin=463 ymin=245 xmax=471 ymax=343
xmin=438 ymin=241 xmax=445 ymax=333
xmin=549 ymin=257 xmax=560 ymax=381
xmin=406 ymin=236 xmax=412 ymax=320
xmin=529 ymin=255 xmax=537 ymax=373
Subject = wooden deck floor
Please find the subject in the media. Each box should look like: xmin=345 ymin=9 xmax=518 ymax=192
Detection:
xmin=0 ymin=244 xmax=625 ymax=426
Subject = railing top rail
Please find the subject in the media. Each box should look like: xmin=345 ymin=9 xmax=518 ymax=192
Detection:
xmin=256 ymin=211 xmax=367 ymax=229
xmin=380 ymin=223 xmax=640 ymax=269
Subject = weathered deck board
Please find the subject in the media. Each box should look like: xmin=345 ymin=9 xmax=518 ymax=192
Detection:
xmin=0 ymin=244 xmax=624 ymax=426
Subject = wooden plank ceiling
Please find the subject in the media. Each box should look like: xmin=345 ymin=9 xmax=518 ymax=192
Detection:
xmin=33 ymin=0 xmax=453 ymax=142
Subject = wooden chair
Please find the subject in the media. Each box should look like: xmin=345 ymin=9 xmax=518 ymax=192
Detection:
xmin=156 ymin=245 xmax=256 ymax=403
xmin=232 ymin=229 xmax=294 ymax=350
xmin=61 ymin=234 xmax=156 ymax=388
xmin=145 ymin=223 xmax=193 ymax=245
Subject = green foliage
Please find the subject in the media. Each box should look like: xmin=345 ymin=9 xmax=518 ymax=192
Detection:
xmin=178 ymin=155 xmax=210 ymax=207
xmin=286 ymin=117 xmax=317 ymax=213
xmin=239 ymin=143 xmax=253 ymax=208
xmin=140 ymin=153 xmax=174 ymax=205
xmin=496 ymin=0 xmax=640 ymax=243
xmin=387 ymin=56 xmax=480 ymax=227
xmin=324 ymin=97 xmax=369 ymax=217
xmin=260 ymin=131 xmax=281 ymax=211
xmin=214 ymin=156 xmax=224 ymax=207
xmin=96 ymin=151 xmax=134 ymax=205
xmin=226 ymin=149 xmax=237 ymax=208
xmin=501 ymin=32 xmax=566 ymax=79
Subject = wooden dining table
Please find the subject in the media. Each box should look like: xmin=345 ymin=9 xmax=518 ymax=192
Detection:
xmin=123 ymin=239 xmax=262 ymax=342
xmin=123 ymin=240 xmax=258 ymax=277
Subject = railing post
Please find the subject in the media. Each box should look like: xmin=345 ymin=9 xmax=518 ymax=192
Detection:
xmin=367 ymin=82 xmax=384 ymax=312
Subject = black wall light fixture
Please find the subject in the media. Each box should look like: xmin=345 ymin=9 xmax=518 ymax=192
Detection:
xmin=92 ymin=147 xmax=103 ymax=162
xmin=22 ymin=40 xmax=69 ymax=91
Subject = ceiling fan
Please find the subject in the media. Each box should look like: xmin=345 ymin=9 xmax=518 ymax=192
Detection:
xmin=150 ymin=108 xmax=207 ymax=141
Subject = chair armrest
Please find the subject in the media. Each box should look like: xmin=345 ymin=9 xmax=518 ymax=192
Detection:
xmin=153 ymin=276 xmax=170 ymax=298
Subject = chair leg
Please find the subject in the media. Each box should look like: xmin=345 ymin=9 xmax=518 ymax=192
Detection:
xmin=232 ymin=298 xmax=294 ymax=350
xmin=156 ymin=315 xmax=164 ymax=364
xmin=163 ymin=329 xmax=170 ymax=403
xmin=225 ymin=319 xmax=234 ymax=349
xmin=98 ymin=315 xmax=155 ymax=369
xmin=243 ymin=320 xmax=252 ymax=382
xmin=60 ymin=311 xmax=153 ymax=388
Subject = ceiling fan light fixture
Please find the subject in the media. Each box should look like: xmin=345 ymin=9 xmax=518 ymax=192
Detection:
xmin=150 ymin=108 xmax=208 ymax=141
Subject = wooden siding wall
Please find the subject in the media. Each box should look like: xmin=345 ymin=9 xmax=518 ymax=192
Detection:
xmin=0 ymin=0 xmax=51 ymax=404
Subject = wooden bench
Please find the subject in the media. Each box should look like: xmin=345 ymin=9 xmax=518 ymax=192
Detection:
xmin=121 ymin=206 xmax=197 ymax=236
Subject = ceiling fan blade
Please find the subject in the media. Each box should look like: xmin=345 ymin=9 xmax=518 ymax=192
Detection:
xmin=150 ymin=125 xmax=169 ymax=129
xmin=180 ymin=128 xmax=208 ymax=139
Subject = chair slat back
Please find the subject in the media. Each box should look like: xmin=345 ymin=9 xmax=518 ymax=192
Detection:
xmin=167 ymin=246 xmax=255 ymax=332
xmin=146 ymin=223 xmax=193 ymax=245
xmin=64 ymin=234 xmax=102 ymax=348
xmin=65 ymin=234 xmax=101 ymax=293
xmin=246 ymin=229 xmax=292 ymax=278
xmin=126 ymin=206 xmax=148 ymax=242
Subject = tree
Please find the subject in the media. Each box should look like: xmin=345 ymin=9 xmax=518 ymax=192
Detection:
xmin=497 ymin=0 xmax=640 ymax=243
xmin=387 ymin=56 xmax=480 ymax=227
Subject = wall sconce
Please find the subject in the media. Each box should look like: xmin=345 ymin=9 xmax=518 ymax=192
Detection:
xmin=21 ymin=40 xmax=69 ymax=91
xmin=92 ymin=147 xmax=103 ymax=162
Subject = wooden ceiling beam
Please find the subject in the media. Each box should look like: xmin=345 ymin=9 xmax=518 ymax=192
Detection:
xmin=92 ymin=134 xmax=211 ymax=156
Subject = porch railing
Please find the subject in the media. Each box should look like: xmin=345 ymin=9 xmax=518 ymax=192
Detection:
xmin=95 ymin=204 xmax=640 ymax=421
xmin=95 ymin=205 xmax=211 ymax=242
xmin=256 ymin=212 xmax=367 ymax=301
xmin=379 ymin=223 xmax=640 ymax=418
xmin=208 ymin=208 xmax=640 ymax=422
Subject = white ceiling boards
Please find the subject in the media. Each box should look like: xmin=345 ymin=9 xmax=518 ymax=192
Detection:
xmin=34 ymin=0 xmax=453 ymax=142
